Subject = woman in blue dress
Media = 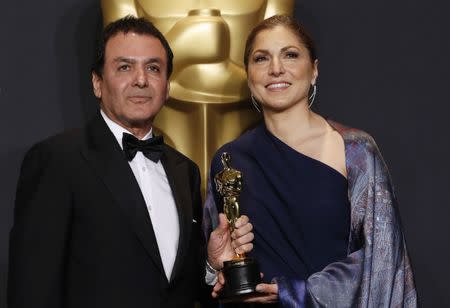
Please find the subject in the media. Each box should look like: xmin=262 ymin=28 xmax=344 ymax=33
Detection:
xmin=203 ymin=15 xmax=417 ymax=307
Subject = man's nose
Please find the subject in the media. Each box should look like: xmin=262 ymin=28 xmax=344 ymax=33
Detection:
xmin=269 ymin=57 xmax=285 ymax=76
xmin=133 ymin=67 xmax=148 ymax=87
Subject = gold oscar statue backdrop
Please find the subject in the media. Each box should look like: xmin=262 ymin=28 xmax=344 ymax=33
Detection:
xmin=101 ymin=0 xmax=294 ymax=195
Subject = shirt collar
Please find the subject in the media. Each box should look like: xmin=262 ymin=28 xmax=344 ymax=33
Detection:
xmin=100 ymin=109 xmax=153 ymax=150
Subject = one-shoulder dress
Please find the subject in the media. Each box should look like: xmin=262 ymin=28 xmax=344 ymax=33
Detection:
xmin=203 ymin=121 xmax=417 ymax=307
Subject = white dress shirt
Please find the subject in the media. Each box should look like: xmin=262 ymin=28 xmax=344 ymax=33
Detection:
xmin=101 ymin=110 xmax=179 ymax=280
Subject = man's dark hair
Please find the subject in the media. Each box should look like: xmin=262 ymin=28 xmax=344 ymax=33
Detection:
xmin=92 ymin=15 xmax=174 ymax=78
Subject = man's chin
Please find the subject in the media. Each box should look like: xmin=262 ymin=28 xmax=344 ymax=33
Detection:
xmin=117 ymin=115 xmax=154 ymax=131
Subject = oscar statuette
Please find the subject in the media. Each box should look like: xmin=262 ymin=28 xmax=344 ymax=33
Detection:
xmin=214 ymin=152 xmax=261 ymax=301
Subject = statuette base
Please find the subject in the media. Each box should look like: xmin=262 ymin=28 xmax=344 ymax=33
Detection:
xmin=220 ymin=257 xmax=261 ymax=302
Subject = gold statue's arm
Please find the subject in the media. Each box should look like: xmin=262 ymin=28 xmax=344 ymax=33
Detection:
xmin=101 ymin=0 xmax=138 ymax=26
xmin=264 ymin=0 xmax=295 ymax=18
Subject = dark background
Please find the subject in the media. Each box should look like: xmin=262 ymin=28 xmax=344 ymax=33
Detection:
xmin=1 ymin=0 xmax=449 ymax=307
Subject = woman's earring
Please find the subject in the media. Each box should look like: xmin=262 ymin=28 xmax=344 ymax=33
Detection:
xmin=308 ymin=84 xmax=317 ymax=108
xmin=251 ymin=94 xmax=262 ymax=113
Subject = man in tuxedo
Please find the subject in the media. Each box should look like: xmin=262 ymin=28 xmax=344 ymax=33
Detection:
xmin=8 ymin=16 xmax=253 ymax=308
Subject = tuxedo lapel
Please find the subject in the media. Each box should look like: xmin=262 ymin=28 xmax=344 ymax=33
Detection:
xmin=80 ymin=114 xmax=166 ymax=277
xmin=160 ymin=148 xmax=193 ymax=283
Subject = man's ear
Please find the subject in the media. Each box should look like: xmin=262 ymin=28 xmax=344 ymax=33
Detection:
xmin=92 ymin=72 xmax=102 ymax=99
xmin=165 ymin=81 xmax=170 ymax=101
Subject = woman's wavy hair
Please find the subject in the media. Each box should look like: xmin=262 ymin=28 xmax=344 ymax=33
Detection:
xmin=244 ymin=14 xmax=317 ymax=71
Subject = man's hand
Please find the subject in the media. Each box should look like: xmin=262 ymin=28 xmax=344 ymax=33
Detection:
xmin=207 ymin=213 xmax=254 ymax=270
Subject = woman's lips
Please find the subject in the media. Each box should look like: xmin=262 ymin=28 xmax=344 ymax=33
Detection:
xmin=265 ymin=82 xmax=291 ymax=90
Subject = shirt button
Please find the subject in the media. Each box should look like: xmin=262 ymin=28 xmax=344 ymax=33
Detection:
xmin=142 ymin=167 xmax=146 ymax=172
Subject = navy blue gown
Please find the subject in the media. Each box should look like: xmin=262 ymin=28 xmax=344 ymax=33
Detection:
xmin=209 ymin=123 xmax=350 ymax=307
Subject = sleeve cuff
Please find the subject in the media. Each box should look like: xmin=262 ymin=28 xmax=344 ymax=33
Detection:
xmin=205 ymin=260 xmax=219 ymax=285
xmin=273 ymin=276 xmax=307 ymax=308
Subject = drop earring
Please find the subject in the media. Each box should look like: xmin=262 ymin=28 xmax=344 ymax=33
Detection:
xmin=251 ymin=94 xmax=262 ymax=113
xmin=308 ymin=84 xmax=317 ymax=108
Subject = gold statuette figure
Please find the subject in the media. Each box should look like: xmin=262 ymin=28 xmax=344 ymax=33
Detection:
xmin=214 ymin=152 xmax=243 ymax=258
xmin=101 ymin=0 xmax=294 ymax=194
xmin=214 ymin=152 xmax=260 ymax=300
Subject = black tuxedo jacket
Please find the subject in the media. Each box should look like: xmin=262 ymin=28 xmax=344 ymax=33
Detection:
xmin=8 ymin=114 xmax=206 ymax=308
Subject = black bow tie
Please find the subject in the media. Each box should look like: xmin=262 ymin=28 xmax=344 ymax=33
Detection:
xmin=122 ymin=132 xmax=164 ymax=162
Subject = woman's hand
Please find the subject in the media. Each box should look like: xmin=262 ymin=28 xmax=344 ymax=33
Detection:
xmin=245 ymin=283 xmax=278 ymax=304
xmin=212 ymin=272 xmax=278 ymax=304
